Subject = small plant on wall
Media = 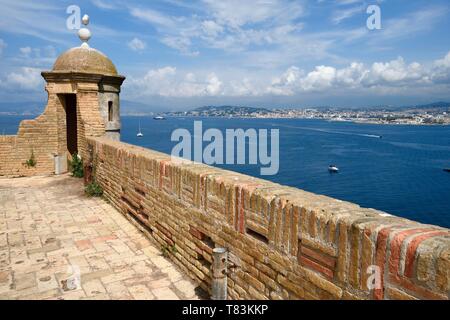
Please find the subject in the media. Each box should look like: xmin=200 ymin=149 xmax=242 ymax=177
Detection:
xmin=83 ymin=150 xmax=103 ymax=197
xmin=24 ymin=149 xmax=37 ymax=168
xmin=161 ymin=244 xmax=177 ymax=257
xmin=85 ymin=181 xmax=103 ymax=197
xmin=70 ymin=153 xmax=84 ymax=178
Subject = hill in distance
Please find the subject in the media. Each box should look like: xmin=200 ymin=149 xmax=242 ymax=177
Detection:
xmin=412 ymin=101 xmax=450 ymax=109
xmin=0 ymin=101 xmax=46 ymax=115
xmin=1 ymin=100 xmax=448 ymax=116
xmin=121 ymin=100 xmax=170 ymax=115
xmin=192 ymin=105 xmax=272 ymax=114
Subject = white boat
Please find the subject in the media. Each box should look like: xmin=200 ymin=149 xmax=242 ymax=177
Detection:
xmin=328 ymin=165 xmax=339 ymax=173
xmin=153 ymin=116 xmax=166 ymax=120
xmin=137 ymin=120 xmax=144 ymax=137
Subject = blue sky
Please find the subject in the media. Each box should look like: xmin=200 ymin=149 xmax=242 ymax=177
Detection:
xmin=0 ymin=0 xmax=450 ymax=109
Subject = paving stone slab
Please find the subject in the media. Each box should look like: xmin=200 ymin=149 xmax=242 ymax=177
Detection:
xmin=0 ymin=175 xmax=202 ymax=300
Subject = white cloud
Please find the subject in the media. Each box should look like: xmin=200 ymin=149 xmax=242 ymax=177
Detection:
xmin=205 ymin=73 xmax=223 ymax=95
xmin=128 ymin=38 xmax=146 ymax=52
xmin=130 ymin=7 xmax=176 ymax=29
xmin=202 ymin=0 xmax=304 ymax=28
xmin=331 ymin=5 xmax=364 ymax=24
xmin=0 ymin=67 xmax=43 ymax=90
xmin=0 ymin=0 xmax=131 ymax=45
xmin=267 ymin=53 xmax=450 ymax=95
xmin=0 ymin=1 xmax=70 ymax=44
xmin=13 ymin=45 xmax=57 ymax=67
xmin=146 ymin=66 xmax=177 ymax=79
xmin=91 ymin=0 xmax=117 ymax=10
xmin=19 ymin=46 xmax=32 ymax=57
xmin=161 ymin=36 xmax=199 ymax=56
xmin=228 ymin=78 xmax=261 ymax=96
xmin=125 ymin=1 xmax=448 ymax=72
xmin=431 ymin=52 xmax=450 ymax=83
xmin=126 ymin=67 xmax=224 ymax=97
xmin=367 ymin=6 xmax=447 ymax=45
xmin=127 ymin=1 xmax=307 ymax=59
xmin=336 ymin=62 xmax=367 ymax=87
xmin=201 ymin=20 xmax=223 ymax=37
xmin=198 ymin=0 xmax=306 ymax=54
xmin=129 ymin=6 xmax=201 ymax=56
xmin=301 ymin=66 xmax=337 ymax=91
xmin=363 ymin=57 xmax=425 ymax=85
xmin=335 ymin=0 xmax=363 ymax=5
xmin=268 ymin=66 xmax=303 ymax=95
xmin=435 ymin=52 xmax=450 ymax=68
xmin=124 ymin=52 xmax=450 ymax=100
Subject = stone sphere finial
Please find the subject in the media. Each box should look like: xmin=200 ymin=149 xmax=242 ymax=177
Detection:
xmin=78 ymin=14 xmax=91 ymax=48
xmin=82 ymin=14 xmax=89 ymax=25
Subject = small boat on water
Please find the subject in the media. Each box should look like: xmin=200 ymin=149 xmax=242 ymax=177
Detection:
xmin=328 ymin=165 xmax=339 ymax=173
xmin=153 ymin=116 xmax=166 ymax=120
xmin=137 ymin=120 xmax=144 ymax=137
xmin=365 ymin=134 xmax=383 ymax=139
xmin=444 ymin=168 xmax=450 ymax=173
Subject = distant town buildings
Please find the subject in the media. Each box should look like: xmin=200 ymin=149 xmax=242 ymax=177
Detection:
xmin=166 ymin=104 xmax=450 ymax=125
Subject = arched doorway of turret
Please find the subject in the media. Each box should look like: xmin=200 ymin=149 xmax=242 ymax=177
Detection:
xmin=59 ymin=93 xmax=78 ymax=155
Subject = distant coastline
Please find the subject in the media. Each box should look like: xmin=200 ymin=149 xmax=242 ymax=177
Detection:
xmin=161 ymin=115 xmax=450 ymax=126
xmin=2 ymin=101 xmax=450 ymax=126
xmin=2 ymin=112 xmax=449 ymax=126
xmin=161 ymin=103 xmax=450 ymax=126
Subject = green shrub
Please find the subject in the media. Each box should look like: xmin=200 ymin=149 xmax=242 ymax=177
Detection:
xmin=85 ymin=181 xmax=103 ymax=197
xmin=71 ymin=153 xmax=84 ymax=178
xmin=24 ymin=150 xmax=37 ymax=168
xmin=161 ymin=244 xmax=177 ymax=257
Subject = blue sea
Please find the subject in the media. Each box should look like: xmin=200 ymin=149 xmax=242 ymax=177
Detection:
xmin=2 ymin=115 xmax=450 ymax=228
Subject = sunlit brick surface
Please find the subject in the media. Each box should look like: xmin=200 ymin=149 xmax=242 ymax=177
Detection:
xmin=0 ymin=174 xmax=202 ymax=300
xmin=86 ymin=137 xmax=450 ymax=300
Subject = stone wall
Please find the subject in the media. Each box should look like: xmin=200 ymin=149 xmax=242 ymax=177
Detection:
xmin=88 ymin=136 xmax=450 ymax=300
xmin=98 ymin=81 xmax=122 ymax=141
xmin=0 ymin=89 xmax=61 ymax=177
xmin=75 ymin=83 xmax=106 ymax=161
xmin=0 ymin=81 xmax=106 ymax=177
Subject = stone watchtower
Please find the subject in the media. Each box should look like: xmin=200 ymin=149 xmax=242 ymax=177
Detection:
xmin=0 ymin=15 xmax=125 ymax=177
xmin=42 ymin=15 xmax=125 ymax=165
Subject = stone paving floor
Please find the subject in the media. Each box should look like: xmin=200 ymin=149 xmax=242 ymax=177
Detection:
xmin=0 ymin=174 xmax=203 ymax=300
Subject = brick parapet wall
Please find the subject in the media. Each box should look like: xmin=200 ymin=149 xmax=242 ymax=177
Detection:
xmin=88 ymin=136 xmax=450 ymax=300
xmin=0 ymin=95 xmax=60 ymax=177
